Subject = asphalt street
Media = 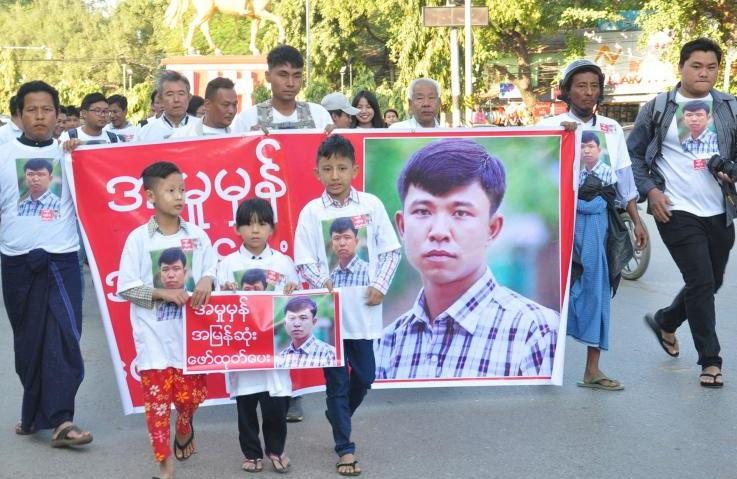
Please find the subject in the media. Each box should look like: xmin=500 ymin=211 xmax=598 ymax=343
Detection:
xmin=2 ymin=214 xmax=737 ymax=479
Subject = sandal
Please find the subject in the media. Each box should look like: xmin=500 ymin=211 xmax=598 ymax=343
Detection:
xmin=242 ymin=458 xmax=264 ymax=473
xmin=50 ymin=423 xmax=93 ymax=448
xmin=336 ymin=460 xmax=361 ymax=477
xmin=268 ymin=453 xmax=291 ymax=474
xmin=700 ymin=372 xmax=724 ymax=388
xmin=173 ymin=417 xmax=195 ymax=461
xmin=15 ymin=421 xmax=35 ymax=436
xmin=644 ymin=314 xmax=679 ymax=357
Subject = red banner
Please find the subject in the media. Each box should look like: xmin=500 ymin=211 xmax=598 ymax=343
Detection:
xmin=68 ymin=128 xmax=575 ymax=414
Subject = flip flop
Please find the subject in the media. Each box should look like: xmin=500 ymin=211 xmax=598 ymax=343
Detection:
xmin=336 ymin=460 xmax=361 ymax=477
xmin=577 ymin=376 xmax=624 ymax=391
xmin=15 ymin=421 xmax=35 ymax=436
xmin=173 ymin=417 xmax=195 ymax=461
xmin=699 ymin=372 xmax=724 ymax=388
xmin=268 ymin=453 xmax=291 ymax=474
xmin=242 ymin=458 xmax=264 ymax=473
xmin=644 ymin=313 xmax=679 ymax=357
xmin=50 ymin=424 xmax=93 ymax=448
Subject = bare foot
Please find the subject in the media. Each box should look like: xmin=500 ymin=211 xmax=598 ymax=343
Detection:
xmin=700 ymin=365 xmax=723 ymax=387
xmin=268 ymin=453 xmax=290 ymax=473
xmin=155 ymin=456 xmax=174 ymax=479
xmin=336 ymin=453 xmax=361 ymax=476
xmin=661 ymin=330 xmax=679 ymax=356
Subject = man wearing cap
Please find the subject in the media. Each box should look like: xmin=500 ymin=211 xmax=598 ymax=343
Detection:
xmin=539 ymin=59 xmax=647 ymax=391
xmin=321 ymin=93 xmax=359 ymax=129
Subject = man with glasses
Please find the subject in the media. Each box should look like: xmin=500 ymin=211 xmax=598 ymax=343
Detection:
xmin=104 ymin=94 xmax=137 ymax=142
xmin=59 ymin=92 xmax=118 ymax=146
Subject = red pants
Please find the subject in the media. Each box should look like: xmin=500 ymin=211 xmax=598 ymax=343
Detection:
xmin=140 ymin=368 xmax=207 ymax=462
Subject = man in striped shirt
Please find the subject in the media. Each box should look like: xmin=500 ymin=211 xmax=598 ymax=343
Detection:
xmin=328 ymin=217 xmax=370 ymax=287
xmin=276 ymin=296 xmax=337 ymax=368
xmin=18 ymin=159 xmax=61 ymax=218
xmin=580 ymin=131 xmax=614 ymax=186
xmin=681 ymin=100 xmax=719 ymax=155
xmin=375 ymin=138 xmax=559 ymax=380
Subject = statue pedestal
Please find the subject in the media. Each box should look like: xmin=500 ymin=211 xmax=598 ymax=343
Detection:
xmin=161 ymin=55 xmax=269 ymax=112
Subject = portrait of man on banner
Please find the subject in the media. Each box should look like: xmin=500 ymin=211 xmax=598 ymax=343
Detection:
xmin=274 ymin=294 xmax=338 ymax=369
xmin=151 ymin=246 xmax=194 ymax=322
xmin=367 ymin=137 xmax=561 ymax=380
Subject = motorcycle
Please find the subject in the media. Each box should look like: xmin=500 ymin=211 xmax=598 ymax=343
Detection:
xmin=618 ymin=206 xmax=651 ymax=280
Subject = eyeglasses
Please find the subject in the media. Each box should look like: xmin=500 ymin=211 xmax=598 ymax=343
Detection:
xmin=87 ymin=109 xmax=110 ymax=116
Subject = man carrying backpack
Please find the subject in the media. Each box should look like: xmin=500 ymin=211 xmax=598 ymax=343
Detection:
xmin=627 ymin=37 xmax=737 ymax=388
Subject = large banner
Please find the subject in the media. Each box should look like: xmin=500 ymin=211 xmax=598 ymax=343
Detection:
xmin=68 ymin=128 xmax=575 ymax=414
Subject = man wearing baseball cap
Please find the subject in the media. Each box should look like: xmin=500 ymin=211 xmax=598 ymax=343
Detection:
xmin=321 ymin=92 xmax=359 ymax=129
xmin=539 ymin=59 xmax=647 ymax=391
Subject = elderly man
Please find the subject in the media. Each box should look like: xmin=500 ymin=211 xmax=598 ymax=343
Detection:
xmin=138 ymin=70 xmax=201 ymax=141
xmin=389 ymin=78 xmax=441 ymax=129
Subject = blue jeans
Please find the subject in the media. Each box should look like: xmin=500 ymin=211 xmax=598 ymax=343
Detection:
xmin=323 ymin=339 xmax=375 ymax=456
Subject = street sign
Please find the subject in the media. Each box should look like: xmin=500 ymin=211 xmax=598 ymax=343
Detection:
xmin=422 ymin=6 xmax=489 ymax=27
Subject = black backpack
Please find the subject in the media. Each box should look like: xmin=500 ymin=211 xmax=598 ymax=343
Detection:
xmin=67 ymin=127 xmax=119 ymax=143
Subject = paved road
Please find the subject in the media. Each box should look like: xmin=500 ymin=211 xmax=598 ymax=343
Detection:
xmin=2 ymin=215 xmax=737 ymax=479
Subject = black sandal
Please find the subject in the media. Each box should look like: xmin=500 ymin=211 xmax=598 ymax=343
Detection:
xmin=699 ymin=372 xmax=724 ymax=388
xmin=50 ymin=423 xmax=93 ymax=448
xmin=173 ymin=417 xmax=195 ymax=461
xmin=336 ymin=460 xmax=361 ymax=477
xmin=644 ymin=314 xmax=679 ymax=357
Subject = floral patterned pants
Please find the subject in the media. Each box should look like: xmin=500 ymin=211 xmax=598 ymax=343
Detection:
xmin=140 ymin=368 xmax=207 ymax=461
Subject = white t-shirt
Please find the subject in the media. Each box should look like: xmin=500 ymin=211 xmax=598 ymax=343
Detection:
xmin=169 ymin=121 xmax=231 ymax=139
xmin=104 ymin=123 xmax=138 ymax=142
xmin=232 ymin=102 xmax=333 ymax=133
xmin=59 ymin=127 xmax=116 ymax=145
xmin=116 ymin=220 xmax=217 ymax=371
xmin=137 ymin=115 xmax=201 ymax=142
xmin=294 ymin=190 xmax=401 ymax=339
xmin=218 ymin=244 xmax=296 ymax=397
xmin=659 ymin=92 xmax=724 ymax=216
xmin=388 ymin=117 xmax=439 ymax=129
xmin=0 ymin=138 xmax=79 ymax=255
xmin=0 ymin=121 xmax=22 ymax=144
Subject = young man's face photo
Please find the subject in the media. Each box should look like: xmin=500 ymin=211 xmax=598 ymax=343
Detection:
xmin=25 ymin=167 xmax=52 ymax=198
xmin=396 ymin=181 xmax=502 ymax=287
xmin=284 ymin=307 xmax=316 ymax=343
xmin=580 ymin=140 xmax=601 ymax=171
xmin=160 ymin=260 xmax=186 ymax=289
xmin=684 ymin=108 xmax=709 ymax=138
xmin=242 ymin=281 xmax=266 ymax=292
xmin=331 ymin=228 xmax=358 ymax=267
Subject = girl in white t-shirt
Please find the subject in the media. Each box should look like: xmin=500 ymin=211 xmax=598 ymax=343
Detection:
xmin=217 ymin=198 xmax=298 ymax=473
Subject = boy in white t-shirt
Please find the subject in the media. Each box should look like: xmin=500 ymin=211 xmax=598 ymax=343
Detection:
xmin=293 ymin=134 xmax=401 ymax=476
xmin=117 ymin=161 xmax=217 ymax=479
xmin=217 ymin=198 xmax=298 ymax=473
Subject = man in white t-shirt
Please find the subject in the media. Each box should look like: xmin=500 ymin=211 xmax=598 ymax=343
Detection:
xmin=628 ymin=37 xmax=737 ymax=388
xmin=104 ymin=94 xmax=137 ymax=142
xmin=232 ymin=45 xmax=332 ymax=133
xmin=0 ymin=80 xmax=92 ymax=447
xmin=389 ymin=78 xmax=442 ymax=129
xmin=0 ymin=95 xmax=23 ymax=144
xmin=138 ymin=71 xmax=201 ymax=142
xmin=59 ymin=92 xmax=118 ymax=146
xmin=171 ymin=77 xmax=237 ymax=138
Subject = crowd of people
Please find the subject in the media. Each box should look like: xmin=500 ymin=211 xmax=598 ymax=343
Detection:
xmin=2 ymin=36 xmax=736 ymax=479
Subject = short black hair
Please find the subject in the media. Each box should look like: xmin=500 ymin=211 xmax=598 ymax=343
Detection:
xmin=9 ymin=96 xmax=18 ymax=117
xmin=679 ymin=37 xmax=722 ymax=67
xmin=141 ymin=161 xmax=182 ymax=190
xmin=683 ymin=100 xmax=711 ymax=114
xmin=329 ymin=217 xmax=357 ymax=237
xmin=24 ymin=158 xmax=53 ymax=174
xmin=397 ymin=138 xmax=506 ymax=215
xmin=187 ymin=96 xmax=204 ymax=116
xmin=241 ymin=269 xmax=267 ymax=289
xmin=384 ymin=108 xmax=398 ymax=117
xmin=16 ymin=81 xmax=60 ymax=113
xmin=65 ymin=106 xmax=80 ymax=118
xmin=284 ymin=295 xmax=317 ymax=318
xmin=316 ymin=134 xmax=355 ymax=165
xmin=81 ymin=92 xmax=107 ymax=111
xmin=205 ymin=77 xmax=235 ymax=100
xmin=581 ymin=131 xmax=600 ymax=146
xmin=351 ymin=90 xmax=384 ymax=128
xmin=158 ymin=247 xmax=187 ymax=267
xmin=150 ymin=89 xmax=158 ymax=105
xmin=107 ymin=94 xmax=128 ymax=111
xmin=267 ymin=45 xmax=304 ymax=70
xmin=235 ymin=198 xmax=275 ymax=228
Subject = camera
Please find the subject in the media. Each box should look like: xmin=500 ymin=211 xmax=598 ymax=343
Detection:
xmin=707 ymin=154 xmax=737 ymax=182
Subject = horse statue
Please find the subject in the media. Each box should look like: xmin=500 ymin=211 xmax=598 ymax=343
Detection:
xmin=165 ymin=0 xmax=286 ymax=56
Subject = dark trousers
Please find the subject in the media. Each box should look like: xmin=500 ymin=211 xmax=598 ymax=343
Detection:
xmin=235 ymin=392 xmax=289 ymax=460
xmin=1 ymin=250 xmax=84 ymax=431
xmin=656 ymin=211 xmax=735 ymax=368
xmin=323 ymin=339 xmax=375 ymax=456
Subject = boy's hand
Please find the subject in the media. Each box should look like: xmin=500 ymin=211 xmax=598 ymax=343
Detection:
xmin=222 ymin=281 xmax=238 ymax=291
xmin=323 ymin=278 xmax=334 ymax=292
xmin=325 ymin=124 xmax=337 ymax=135
xmin=283 ymin=282 xmax=298 ymax=295
xmin=191 ymin=276 xmax=214 ymax=308
xmin=63 ymin=139 xmax=82 ymax=153
xmin=559 ymin=121 xmax=578 ymax=132
xmin=154 ymin=288 xmax=189 ymax=306
xmin=365 ymin=286 xmax=384 ymax=306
